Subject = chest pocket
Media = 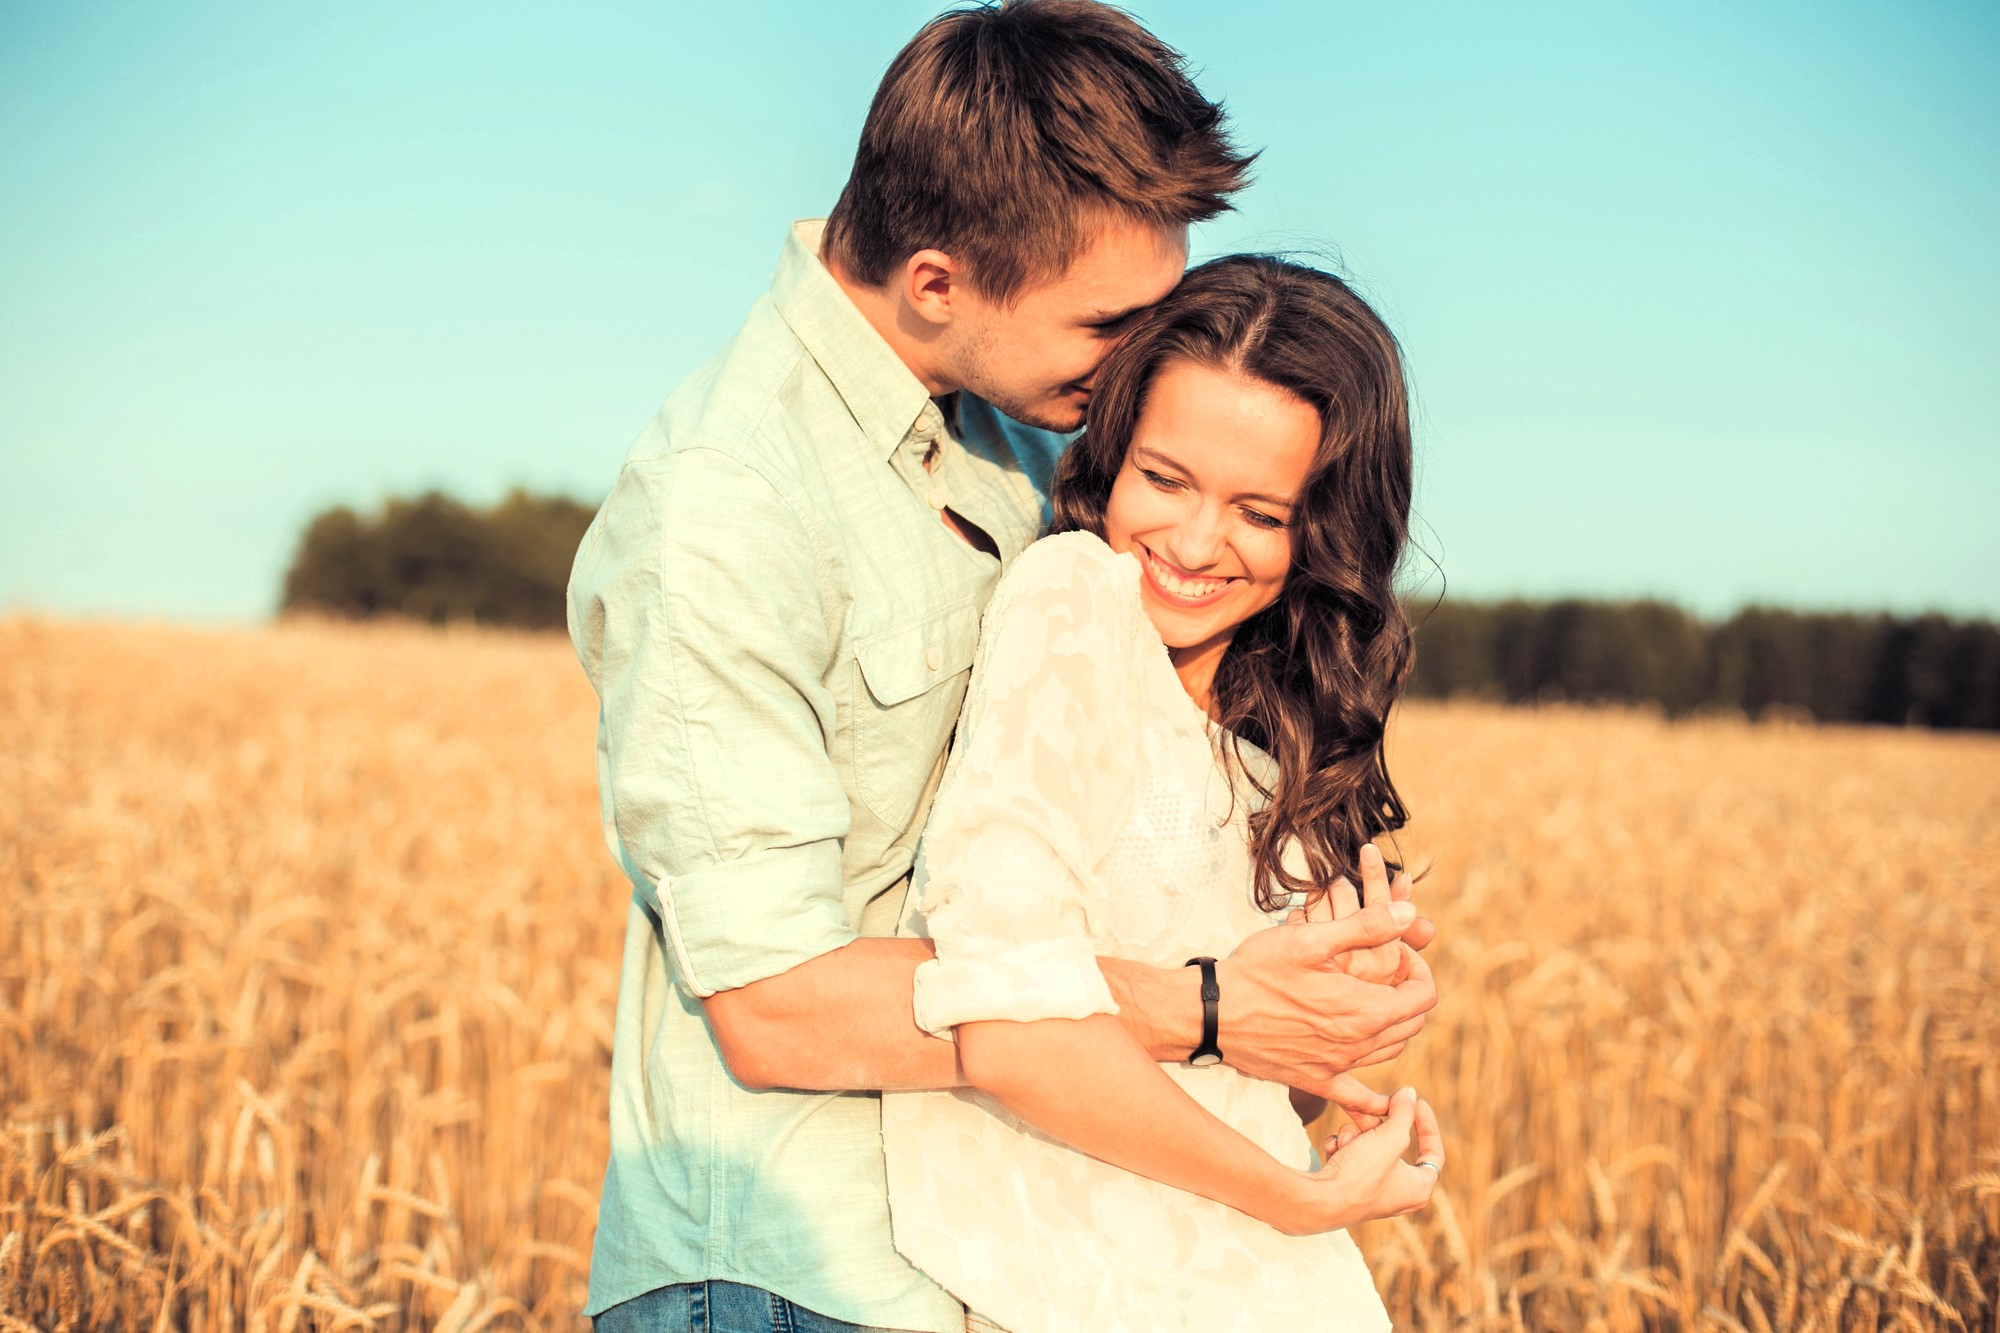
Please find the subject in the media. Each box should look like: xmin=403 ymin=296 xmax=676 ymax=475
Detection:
xmin=851 ymin=598 xmax=983 ymax=831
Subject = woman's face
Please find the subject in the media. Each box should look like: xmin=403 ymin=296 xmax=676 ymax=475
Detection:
xmin=1103 ymin=359 xmax=1321 ymax=677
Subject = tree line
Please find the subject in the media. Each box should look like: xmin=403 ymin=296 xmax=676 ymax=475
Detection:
xmin=282 ymin=490 xmax=596 ymax=630
xmin=282 ymin=492 xmax=1999 ymax=731
xmin=1406 ymin=598 xmax=2000 ymax=730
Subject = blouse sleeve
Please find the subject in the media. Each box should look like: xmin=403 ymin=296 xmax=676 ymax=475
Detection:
xmin=909 ymin=533 xmax=1145 ymax=1037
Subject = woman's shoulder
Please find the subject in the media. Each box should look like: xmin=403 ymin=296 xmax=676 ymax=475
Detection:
xmin=996 ymin=530 xmax=1139 ymax=603
xmin=981 ymin=531 xmax=1147 ymax=656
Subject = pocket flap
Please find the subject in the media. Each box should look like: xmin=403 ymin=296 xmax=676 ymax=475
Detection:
xmin=854 ymin=599 xmax=982 ymax=707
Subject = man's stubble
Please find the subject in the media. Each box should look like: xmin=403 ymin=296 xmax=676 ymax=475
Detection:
xmin=948 ymin=323 xmax=1090 ymax=435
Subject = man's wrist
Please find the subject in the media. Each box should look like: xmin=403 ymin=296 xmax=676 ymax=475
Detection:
xmin=1184 ymin=957 xmax=1222 ymax=1065
xmin=1099 ymin=956 xmax=1203 ymax=1062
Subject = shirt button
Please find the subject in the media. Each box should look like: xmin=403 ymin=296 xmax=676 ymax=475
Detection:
xmin=927 ymin=486 xmax=948 ymax=510
xmin=925 ymin=645 xmax=943 ymax=671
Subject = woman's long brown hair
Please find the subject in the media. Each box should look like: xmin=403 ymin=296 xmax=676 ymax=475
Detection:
xmin=1050 ymin=254 xmax=1416 ymax=909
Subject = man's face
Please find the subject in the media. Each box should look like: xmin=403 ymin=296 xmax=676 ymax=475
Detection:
xmin=944 ymin=214 xmax=1187 ymax=432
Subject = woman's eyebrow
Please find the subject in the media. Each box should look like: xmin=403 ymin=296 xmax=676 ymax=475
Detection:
xmin=1132 ymin=446 xmax=1295 ymax=508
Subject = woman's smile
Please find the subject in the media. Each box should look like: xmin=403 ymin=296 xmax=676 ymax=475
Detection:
xmin=1135 ymin=541 xmax=1238 ymax=606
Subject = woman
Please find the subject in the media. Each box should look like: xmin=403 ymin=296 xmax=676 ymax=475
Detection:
xmin=881 ymin=255 xmax=1442 ymax=1333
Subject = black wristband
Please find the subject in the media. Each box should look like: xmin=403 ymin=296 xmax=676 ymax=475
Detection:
xmin=1185 ymin=956 xmax=1222 ymax=1066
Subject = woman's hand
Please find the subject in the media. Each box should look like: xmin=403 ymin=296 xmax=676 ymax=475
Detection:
xmin=1270 ymin=1085 xmax=1444 ymax=1235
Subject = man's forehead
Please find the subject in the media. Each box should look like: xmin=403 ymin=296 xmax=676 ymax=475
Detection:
xmin=1059 ymin=222 xmax=1187 ymax=310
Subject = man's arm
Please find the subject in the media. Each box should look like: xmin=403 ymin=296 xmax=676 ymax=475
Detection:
xmin=705 ymin=936 xmax=1196 ymax=1092
xmin=702 ymin=802 xmax=1440 ymax=1098
xmin=704 ymin=909 xmax=1433 ymax=1093
xmin=704 ymin=937 xmax=956 ymax=1091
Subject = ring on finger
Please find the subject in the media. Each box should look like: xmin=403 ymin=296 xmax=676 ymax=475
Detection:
xmin=1415 ymin=1160 xmax=1442 ymax=1173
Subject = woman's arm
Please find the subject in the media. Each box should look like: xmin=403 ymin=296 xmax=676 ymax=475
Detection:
xmin=957 ymin=1010 xmax=1443 ymax=1235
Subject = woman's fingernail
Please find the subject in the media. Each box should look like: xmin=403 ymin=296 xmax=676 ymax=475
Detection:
xmin=1361 ymin=844 xmax=1382 ymax=866
xmin=1396 ymin=1086 xmax=1417 ymax=1103
xmin=1390 ymin=902 xmax=1417 ymax=926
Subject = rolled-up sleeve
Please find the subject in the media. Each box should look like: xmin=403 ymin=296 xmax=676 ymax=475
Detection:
xmin=910 ymin=535 xmax=1141 ymax=1036
xmin=568 ymin=445 xmax=852 ymax=998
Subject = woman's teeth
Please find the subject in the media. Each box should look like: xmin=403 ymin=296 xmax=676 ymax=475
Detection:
xmin=1145 ymin=549 xmax=1229 ymax=600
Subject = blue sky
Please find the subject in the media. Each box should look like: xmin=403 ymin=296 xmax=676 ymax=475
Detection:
xmin=2 ymin=0 xmax=1995 ymax=622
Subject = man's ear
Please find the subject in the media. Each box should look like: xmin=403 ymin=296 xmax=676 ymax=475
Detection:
xmin=900 ymin=248 xmax=966 ymax=329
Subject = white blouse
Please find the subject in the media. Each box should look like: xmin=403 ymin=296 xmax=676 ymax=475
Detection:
xmin=882 ymin=532 xmax=1390 ymax=1333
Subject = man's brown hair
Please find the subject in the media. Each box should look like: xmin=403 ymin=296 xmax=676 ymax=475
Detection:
xmin=822 ymin=0 xmax=1255 ymax=304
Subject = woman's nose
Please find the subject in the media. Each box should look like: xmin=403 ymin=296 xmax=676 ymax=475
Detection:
xmin=1163 ymin=504 xmax=1227 ymax=572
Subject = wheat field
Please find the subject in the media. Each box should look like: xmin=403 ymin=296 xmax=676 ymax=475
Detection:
xmin=1 ymin=615 xmax=1995 ymax=1332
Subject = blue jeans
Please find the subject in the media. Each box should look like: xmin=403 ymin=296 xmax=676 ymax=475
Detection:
xmin=593 ymin=1281 xmax=922 ymax=1333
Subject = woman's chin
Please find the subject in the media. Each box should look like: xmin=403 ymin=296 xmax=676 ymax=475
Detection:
xmin=1140 ymin=591 xmax=1236 ymax=650
xmin=1143 ymin=608 xmax=1236 ymax=662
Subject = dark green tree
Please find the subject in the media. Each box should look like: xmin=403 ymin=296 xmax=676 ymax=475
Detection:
xmin=281 ymin=489 xmax=598 ymax=630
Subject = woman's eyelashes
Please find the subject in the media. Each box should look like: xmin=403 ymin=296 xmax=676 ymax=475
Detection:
xmin=1138 ymin=468 xmax=1289 ymax=531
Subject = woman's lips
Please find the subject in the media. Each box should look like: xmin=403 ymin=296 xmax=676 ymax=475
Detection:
xmin=1136 ymin=543 xmax=1236 ymax=608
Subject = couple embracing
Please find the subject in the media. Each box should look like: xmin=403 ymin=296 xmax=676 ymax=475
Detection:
xmin=568 ymin=3 xmax=1444 ymax=1330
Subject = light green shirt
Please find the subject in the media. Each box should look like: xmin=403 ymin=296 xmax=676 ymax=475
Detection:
xmin=567 ymin=220 xmax=1063 ymax=1327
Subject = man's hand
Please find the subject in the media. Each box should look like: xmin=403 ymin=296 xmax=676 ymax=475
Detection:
xmin=1289 ymin=843 xmax=1427 ymax=986
xmin=1247 ymin=841 xmax=1442 ymax=1098
xmin=1289 ymin=1070 xmax=1394 ymax=1129
xmin=1216 ymin=900 xmax=1438 ymax=1097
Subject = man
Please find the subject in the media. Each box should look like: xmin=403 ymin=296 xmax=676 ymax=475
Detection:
xmin=568 ymin=4 xmax=1438 ymax=1330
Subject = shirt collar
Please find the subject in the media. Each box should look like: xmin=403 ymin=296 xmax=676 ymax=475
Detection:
xmin=770 ymin=219 xmax=935 ymax=461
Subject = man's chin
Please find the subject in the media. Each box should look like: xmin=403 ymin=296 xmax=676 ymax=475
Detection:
xmin=1001 ymin=397 xmax=1088 ymax=434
